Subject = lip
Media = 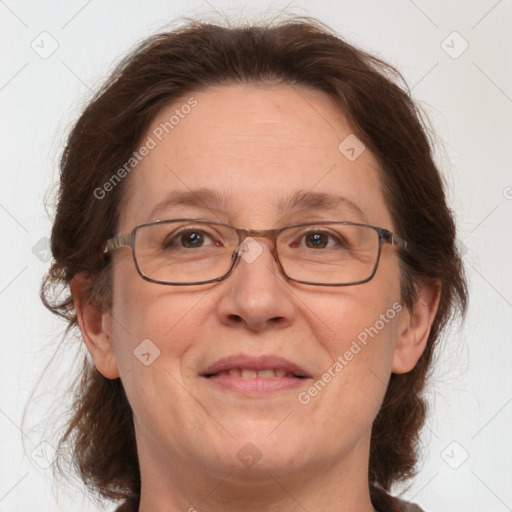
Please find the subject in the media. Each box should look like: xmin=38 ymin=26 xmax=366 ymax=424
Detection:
xmin=201 ymin=354 xmax=311 ymax=396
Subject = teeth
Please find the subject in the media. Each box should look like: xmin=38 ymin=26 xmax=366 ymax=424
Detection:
xmin=216 ymin=368 xmax=293 ymax=379
xmin=241 ymin=369 xmax=258 ymax=379
xmin=257 ymin=369 xmax=275 ymax=378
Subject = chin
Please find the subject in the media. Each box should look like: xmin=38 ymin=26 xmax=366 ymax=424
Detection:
xmin=207 ymin=429 xmax=311 ymax=473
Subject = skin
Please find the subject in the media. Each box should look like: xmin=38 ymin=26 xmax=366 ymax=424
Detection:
xmin=72 ymin=84 xmax=440 ymax=512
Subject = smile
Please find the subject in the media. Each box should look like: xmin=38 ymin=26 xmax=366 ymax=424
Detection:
xmin=201 ymin=355 xmax=311 ymax=395
xmin=207 ymin=368 xmax=305 ymax=379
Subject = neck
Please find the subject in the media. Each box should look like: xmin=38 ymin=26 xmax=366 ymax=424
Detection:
xmin=136 ymin=436 xmax=376 ymax=512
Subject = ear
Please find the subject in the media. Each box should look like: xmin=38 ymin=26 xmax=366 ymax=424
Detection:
xmin=70 ymin=273 xmax=120 ymax=379
xmin=392 ymin=281 xmax=441 ymax=374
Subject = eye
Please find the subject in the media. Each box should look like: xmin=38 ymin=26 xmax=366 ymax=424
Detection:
xmin=180 ymin=230 xmax=208 ymax=248
xmin=162 ymin=228 xmax=219 ymax=249
xmin=300 ymin=230 xmax=348 ymax=249
xmin=304 ymin=232 xmax=329 ymax=249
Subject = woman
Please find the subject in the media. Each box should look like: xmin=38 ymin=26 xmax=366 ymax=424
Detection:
xmin=42 ymin=16 xmax=467 ymax=512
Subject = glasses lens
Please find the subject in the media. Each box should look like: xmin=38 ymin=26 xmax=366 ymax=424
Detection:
xmin=278 ymin=223 xmax=379 ymax=285
xmin=134 ymin=221 xmax=238 ymax=284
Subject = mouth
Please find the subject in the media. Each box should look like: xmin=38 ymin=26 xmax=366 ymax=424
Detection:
xmin=205 ymin=368 xmax=307 ymax=379
xmin=201 ymin=354 xmax=311 ymax=395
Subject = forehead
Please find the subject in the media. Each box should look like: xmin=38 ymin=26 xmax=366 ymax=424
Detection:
xmin=118 ymin=83 xmax=392 ymax=230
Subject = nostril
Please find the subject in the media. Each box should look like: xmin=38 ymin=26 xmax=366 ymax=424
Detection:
xmin=227 ymin=314 xmax=244 ymax=325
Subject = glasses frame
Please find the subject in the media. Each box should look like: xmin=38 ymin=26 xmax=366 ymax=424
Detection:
xmin=103 ymin=218 xmax=407 ymax=287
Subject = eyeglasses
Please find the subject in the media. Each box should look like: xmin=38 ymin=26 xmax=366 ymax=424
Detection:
xmin=103 ymin=218 xmax=407 ymax=286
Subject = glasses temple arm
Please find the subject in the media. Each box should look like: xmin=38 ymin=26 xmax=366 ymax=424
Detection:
xmin=104 ymin=233 xmax=131 ymax=253
xmin=389 ymin=233 xmax=407 ymax=249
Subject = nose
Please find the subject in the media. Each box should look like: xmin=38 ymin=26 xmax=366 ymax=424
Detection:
xmin=215 ymin=236 xmax=296 ymax=332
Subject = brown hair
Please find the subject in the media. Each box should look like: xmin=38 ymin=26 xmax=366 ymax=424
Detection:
xmin=41 ymin=15 xmax=467 ymax=503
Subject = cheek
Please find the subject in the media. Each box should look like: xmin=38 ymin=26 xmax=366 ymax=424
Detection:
xmin=319 ymin=253 xmax=401 ymax=359
xmin=310 ymin=269 xmax=403 ymax=413
xmin=323 ymin=295 xmax=401 ymax=362
xmin=296 ymin=303 xmax=401 ymax=456
xmin=109 ymin=261 xmax=208 ymax=375
xmin=108 ymin=272 xmax=211 ymax=432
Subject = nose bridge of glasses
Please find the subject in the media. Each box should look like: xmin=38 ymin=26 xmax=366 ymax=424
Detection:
xmin=233 ymin=227 xmax=281 ymax=260
xmin=236 ymin=226 xmax=279 ymax=239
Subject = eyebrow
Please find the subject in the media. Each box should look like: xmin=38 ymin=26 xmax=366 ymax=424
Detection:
xmin=148 ymin=188 xmax=367 ymax=223
xmin=276 ymin=190 xmax=367 ymax=221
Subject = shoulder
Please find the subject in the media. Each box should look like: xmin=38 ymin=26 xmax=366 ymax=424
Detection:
xmin=113 ymin=486 xmax=424 ymax=512
xmin=370 ymin=483 xmax=425 ymax=512
xmin=114 ymin=497 xmax=139 ymax=512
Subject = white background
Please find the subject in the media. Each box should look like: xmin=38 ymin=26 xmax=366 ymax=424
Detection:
xmin=1 ymin=1 xmax=511 ymax=511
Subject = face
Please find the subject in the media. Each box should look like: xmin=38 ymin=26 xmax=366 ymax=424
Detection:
xmin=96 ymin=84 xmax=415 ymax=485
